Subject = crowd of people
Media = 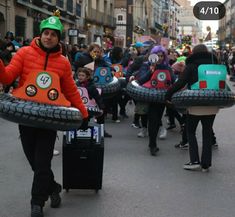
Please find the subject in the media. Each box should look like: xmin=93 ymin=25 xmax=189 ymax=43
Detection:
xmin=0 ymin=13 xmax=233 ymax=217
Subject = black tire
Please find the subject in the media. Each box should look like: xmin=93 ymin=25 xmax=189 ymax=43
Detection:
xmin=95 ymin=77 xmax=121 ymax=99
xmin=86 ymin=107 xmax=103 ymax=117
xmin=171 ymin=89 xmax=235 ymax=108
xmin=118 ymin=77 xmax=127 ymax=89
xmin=0 ymin=93 xmax=83 ymax=131
xmin=126 ymin=80 xmax=167 ymax=103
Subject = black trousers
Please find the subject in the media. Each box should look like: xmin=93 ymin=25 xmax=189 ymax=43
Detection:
xmin=148 ymin=103 xmax=165 ymax=147
xmin=186 ymin=114 xmax=216 ymax=168
xmin=167 ymin=107 xmax=184 ymax=126
xmin=19 ymin=125 xmax=59 ymax=207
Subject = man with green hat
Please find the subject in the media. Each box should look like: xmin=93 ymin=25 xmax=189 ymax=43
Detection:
xmin=0 ymin=13 xmax=89 ymax=217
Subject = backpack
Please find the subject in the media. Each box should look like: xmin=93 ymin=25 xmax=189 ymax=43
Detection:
xmin=142 ymin=69 xmax=172 ymax=89
xmin=191 ymin=64 xmax=227 ymax=90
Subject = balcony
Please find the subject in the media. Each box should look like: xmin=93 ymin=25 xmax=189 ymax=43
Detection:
xmin=32 ymin=0 xmax=44 ymax=7
xmin=104 ymin=14 xmax=116 ymax=28
xmin=85 ymin=8 xmax=104 ymax=25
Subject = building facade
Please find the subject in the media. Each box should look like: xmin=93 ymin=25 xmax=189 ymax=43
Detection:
xmin=0 ymin=0 xmax=116 ymax=46
xmin=218 ymin=0 xmax=235 ymax=49
xmin=176 ymin=0 xmax=202 ymax=46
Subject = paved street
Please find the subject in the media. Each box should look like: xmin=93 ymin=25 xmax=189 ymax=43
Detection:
xmin=1 ymin=87 xmax=235 ymax=217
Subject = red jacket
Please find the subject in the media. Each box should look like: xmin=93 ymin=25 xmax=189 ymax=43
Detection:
xmin=0 ymin=37 xmax=88 ymax=118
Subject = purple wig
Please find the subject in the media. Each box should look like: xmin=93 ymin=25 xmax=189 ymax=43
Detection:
xmin=150 ymin=45 xmax=169 ymax=65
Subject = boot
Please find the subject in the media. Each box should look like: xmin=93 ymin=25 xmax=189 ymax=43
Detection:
xmin=31 ymin=205 xmax=43 ymax=217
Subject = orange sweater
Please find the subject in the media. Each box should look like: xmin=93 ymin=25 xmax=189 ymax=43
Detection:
xmin=0 ymin=37 xmax=88 ymax=118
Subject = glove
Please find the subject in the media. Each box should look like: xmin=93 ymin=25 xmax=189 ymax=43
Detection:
xmin=79 ymin=117 xmax=89 ymax=131
xmin=165 ymin=99 xmax=174 ymax=109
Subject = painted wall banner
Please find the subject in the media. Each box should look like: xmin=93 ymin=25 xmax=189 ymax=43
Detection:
xmin=160 ymin=37 xmax=170 ymax=49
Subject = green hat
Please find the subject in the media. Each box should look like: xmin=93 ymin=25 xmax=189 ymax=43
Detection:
xmin=39 ymin=16 xmax=63 ymax=34
xmin=176 ymin=56 xmax=186 ymax=63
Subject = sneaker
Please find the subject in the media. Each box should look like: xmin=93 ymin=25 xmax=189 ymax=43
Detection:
xmin=183 ymin=162 xmax=201 ymax=171
xmin=104 ymin=131 xmax=112 ymax=138
xmin=113 ymin=119 xmax=121 ymax=123
xmin=53 ymin=149 xmax=60 ymax=156
xmin=180 ymin=143 xmax=188 ymax=150
xmin=212 ymin=142 xmax=218 ymax=149
xmin=175 ymin=142 xmax=188 ymax=150
xmin=137 ymin=128 xmax=148 ymax=138
xmin=158 ymin=126 xmax=167 ymax=139
xmin=31 ymin=205 xmax=44 ymax=217
xmin=131 ymin=123 xmax=141 ymax=128
xmin=150 ymin=147 xmax=159 ymax=156
xmin=50 ymin=184 xmax=62 ymax=208
xmin=167 ymin=124 xmax=176 ymax=130
xmin=202 ymin=168 xmax=210 ymax=172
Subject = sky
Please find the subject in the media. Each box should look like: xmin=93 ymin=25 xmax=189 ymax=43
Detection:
xmin=189 ymin=0 xmax=224 ymax=34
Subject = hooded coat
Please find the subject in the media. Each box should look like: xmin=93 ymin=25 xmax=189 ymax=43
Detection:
xmin=165 ymin=51 xmax=219 ymax=115
xmin=165 ymin=51 xmax=218 ymax=100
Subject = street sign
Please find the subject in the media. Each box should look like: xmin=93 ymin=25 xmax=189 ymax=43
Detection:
xmin=68 ymin=29 xmax=79 ymax=37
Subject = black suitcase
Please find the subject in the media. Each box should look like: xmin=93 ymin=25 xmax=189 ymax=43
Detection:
xmin=62 ymin=124 xmax=104 ymax=192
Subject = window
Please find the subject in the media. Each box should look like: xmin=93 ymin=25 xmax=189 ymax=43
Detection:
xmin=117 ymin=15 xmax=123 ymax=21
xmin=15 ymin=16 xmax=25 ymax=38
xmin=67 ymin=0 xmax=73 ymax=13
xmin=76 ymin=4 xmax=81 ymax=17
xmin=56 ymin=0 xmax=64 ymax=8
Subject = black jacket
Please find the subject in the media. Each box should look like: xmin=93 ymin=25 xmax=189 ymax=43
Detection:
xmin=76 ymin=52 xmax=110 ymax=69
xmin=165 ymin=51 xmax=218 ymax=100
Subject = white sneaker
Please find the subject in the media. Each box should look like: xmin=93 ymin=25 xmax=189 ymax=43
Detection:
xmin=158 ymin=126 xmax=167 ymax=140
xmin=137 ymin=128 xmax=148 ymax=138
xmin=53 ymin=149 xmax=60 ymax=156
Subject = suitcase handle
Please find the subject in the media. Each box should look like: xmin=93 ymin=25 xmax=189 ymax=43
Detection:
xmin=73 ymin=126 xmax=94 ymax=140
xmin=70 ymin=126 xmax=95 ymax=147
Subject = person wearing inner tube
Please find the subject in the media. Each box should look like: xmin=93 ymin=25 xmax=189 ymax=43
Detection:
xmin=134 ymin=45 xmax=175 ymax=155
xmin=165 ymin=44 xmax=219 ymax=172
xmin=74 ymin=43 xmax=110 ymax=71
xmin=0 ymin=13 xmax=89 ymax=217
xmin=74 ymin=43 xmax=113 ymax=137
xmin=126 ymin=41 xmax=149 ymax=129
xmin=76 ymin=67 xmax=105 ymax=112
xmin=105 ymin=46 xmax=128 ymax=122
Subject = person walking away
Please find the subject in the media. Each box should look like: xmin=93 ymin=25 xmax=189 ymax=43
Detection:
xmin=165 ymin=44 xmax=219 ymax=172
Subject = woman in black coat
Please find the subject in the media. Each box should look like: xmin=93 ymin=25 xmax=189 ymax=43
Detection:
xmin=165 ymin=44 xmax=219 ymax=172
